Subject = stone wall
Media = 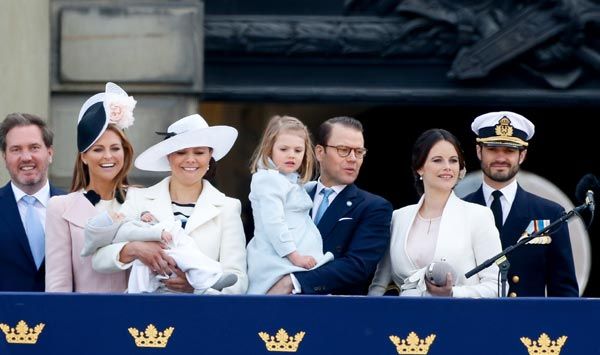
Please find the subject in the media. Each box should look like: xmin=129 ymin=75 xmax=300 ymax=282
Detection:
xmin=0 ymin=0 xmax=50 ymax=183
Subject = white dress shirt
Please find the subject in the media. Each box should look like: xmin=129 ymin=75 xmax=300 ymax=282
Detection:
xmin=311 ymin=181 xmax=346 ymax=221
xmin=12 ymin=181 xmax=51 ymax=233
xmin=482 ymin=180 xmax=518 ymax=225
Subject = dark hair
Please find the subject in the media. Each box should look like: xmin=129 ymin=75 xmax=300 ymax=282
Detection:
xmin=205 ymin=156 xmax=217 ymax=183
xmin=316 ymin=116 xmax=363 ymax=146
xmin=412 ymin=128 xmax=465 ymax=195
xmin=0 ymin=113 xmax=54 ymax=152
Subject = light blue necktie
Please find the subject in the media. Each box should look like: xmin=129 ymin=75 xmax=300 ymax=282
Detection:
xmin=314 ymin=188 xmax=334 ymax=225
xmin=22 ymin=195 xmax=45 ymax=269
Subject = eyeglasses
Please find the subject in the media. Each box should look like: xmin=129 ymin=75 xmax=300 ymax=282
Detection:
xmin=323 ymin=145 xmax=368 ymax=159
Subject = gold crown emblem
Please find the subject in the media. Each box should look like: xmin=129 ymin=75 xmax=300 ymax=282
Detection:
xmin=521 ymin=333 xmax=567 ymax=355
xmin=0 ymin=320 xmax=45 ymax=344
xmin=258 ymin=328 xmax=305 ymax=352
xmin=389 ymin=331 xmax=436 ymax=355
xmin=495 ymin=116 xmax=514 ymax=137
xmin=128 ymin=324 xmax=174 ymax=348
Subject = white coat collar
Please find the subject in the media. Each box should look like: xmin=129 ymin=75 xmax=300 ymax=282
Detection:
xmin=258 ymin=158 xmax=300 ymax=184
xmin=62 ymin=191 xmax=97 ymax=228
xmin=142 ymin=177 xmax=226 ymax=233
xmin=403 ymin=191 xmax=464 ymax=264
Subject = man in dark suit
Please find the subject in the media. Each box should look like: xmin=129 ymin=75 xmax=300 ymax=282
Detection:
xmin=463 ymin=111 xmax=578 ymax=297
xmin=268 ymin=116 xmax=392 ymax=295
xmin=0 ymin=113 xmax=63 ymax=291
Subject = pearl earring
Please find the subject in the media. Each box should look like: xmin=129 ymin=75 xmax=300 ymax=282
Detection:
xmin=419 ymin=175 xmax=423 ymax=180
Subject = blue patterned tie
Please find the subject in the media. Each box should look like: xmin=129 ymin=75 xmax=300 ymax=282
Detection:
xmin=491 ymin=190 xmax=504 ymax=231
xmin=22 ymin=195 xmax=45 ymax=269
xmin=314 ymin=188 xmax=334 ymax=225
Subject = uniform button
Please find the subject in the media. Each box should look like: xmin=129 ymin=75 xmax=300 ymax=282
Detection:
xmin=512 ymin=276 xmax=520 ymax=284
xmin=509 ymin=292 xmax=517 ymax=297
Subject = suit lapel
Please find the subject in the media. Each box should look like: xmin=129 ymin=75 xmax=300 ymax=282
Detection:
xmin=317 ymin=184 xmax=362 ymax=238
xmin=397 ymin=196 xmax=423 ymax=269
xmin=501 ymin=185 xmax=531 ymax=246
xmin=307 ymin=182 xmax=317 ymax=200
xmin=434 ymin=192 xmax=463 ymax=260
xmin=49 ymin=184 xmax=64 ymax=197
xmin=184 ymin=181 xmax=224 ymax=234
xmin=140 ymin=177 xmax=180 ymax=222
xmin=62 ymin=192 xmax=96 ymax=228
xmin=306 ymin=182 xmax=317 ymax=216
xmin=471 ymin=186 xmax=486 ymax=205
xmin=132 ymin=177 xmax=225 ymax=232
xmin=0 ymin=183 xmax=36 ymax=266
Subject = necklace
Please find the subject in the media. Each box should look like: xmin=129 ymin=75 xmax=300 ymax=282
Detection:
xmin=419 ymin=213 xmax=441 ymax=236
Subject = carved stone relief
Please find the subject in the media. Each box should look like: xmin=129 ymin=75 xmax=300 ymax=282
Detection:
xmin=205 ymin=0 xmax=600 ymax=88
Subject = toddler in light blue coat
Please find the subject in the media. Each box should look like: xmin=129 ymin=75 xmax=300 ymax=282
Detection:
xmin=246 ymin=115 xmax=333 ymax=294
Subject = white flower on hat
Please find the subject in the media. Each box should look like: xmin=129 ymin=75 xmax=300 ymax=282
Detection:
xmin=77 ymin=82 xmax=137 ymax=152
xmin=105 ymin=93 xmax=137 ymax=129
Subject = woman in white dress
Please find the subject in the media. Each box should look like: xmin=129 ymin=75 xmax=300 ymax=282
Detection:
xmin=369 ymin=128 xmax=501 ymax=298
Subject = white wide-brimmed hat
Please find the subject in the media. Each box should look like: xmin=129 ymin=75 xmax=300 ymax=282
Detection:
xmin=134 ymin=114 xmax=238 ymax=172
xmin=77 ymin=82 xmax=137 ymax=152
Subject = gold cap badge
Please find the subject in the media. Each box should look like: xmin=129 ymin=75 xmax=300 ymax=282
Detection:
xmin=495 ymin=116 xmax=514 ymax=137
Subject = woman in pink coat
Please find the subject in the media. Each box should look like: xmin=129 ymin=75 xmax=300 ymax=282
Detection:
xmin=45 ymin=82 xmax=135 ymax=292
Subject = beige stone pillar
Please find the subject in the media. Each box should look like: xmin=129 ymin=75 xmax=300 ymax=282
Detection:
xmin=0 ymin=0 xmax=50 ymax=183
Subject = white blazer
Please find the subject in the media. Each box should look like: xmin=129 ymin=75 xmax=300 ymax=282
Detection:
xmin=369 ymin=192 xmax=501 ymax=298
xmin=92 ymin=177 xmax=248 ymax=294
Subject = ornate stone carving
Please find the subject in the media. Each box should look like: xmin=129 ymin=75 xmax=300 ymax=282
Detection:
xmin=205 ymin=16 xmax=462 ymax=58
xmin=345 ymin=0 xmax=600 ymax=88
xmin=205 ymin=1 xmax=600 ymax=88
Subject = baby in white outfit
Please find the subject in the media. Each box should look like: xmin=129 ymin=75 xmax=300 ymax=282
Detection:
xmin=84 ymin=211 xmax=237 ymax=294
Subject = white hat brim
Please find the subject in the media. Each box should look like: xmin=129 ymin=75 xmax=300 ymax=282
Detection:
xmin=134 ymin=126 xmax=238 ymax=171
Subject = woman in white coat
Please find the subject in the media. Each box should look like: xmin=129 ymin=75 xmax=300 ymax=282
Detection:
xmin=92 ymin=114 xmax=248 ymax=294
xmin=369 ymin=128 xmax=501 ymax=298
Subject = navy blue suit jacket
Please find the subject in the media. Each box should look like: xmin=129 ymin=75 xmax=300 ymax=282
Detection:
xmin=0 ymin=182 xmax=64 ymax=291
xmin=464 ymin=184 xmax=578 ymax=297
xmin=294 ymin=183 xmax=392 ymax=295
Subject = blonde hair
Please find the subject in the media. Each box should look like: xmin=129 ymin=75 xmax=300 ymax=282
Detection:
xmin=250 ymin=115 xmax=315 ymax=183
xmin=70 ymin=124 xmax=134 ymax=197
